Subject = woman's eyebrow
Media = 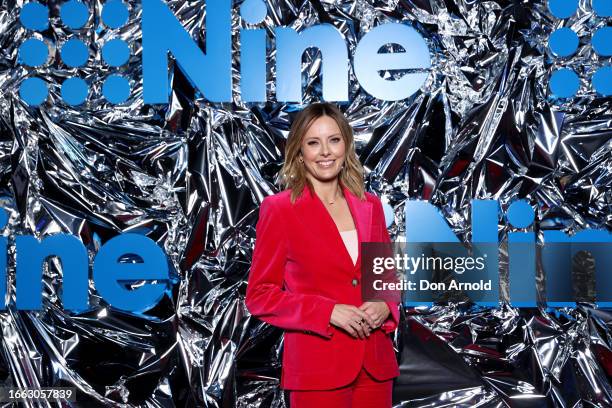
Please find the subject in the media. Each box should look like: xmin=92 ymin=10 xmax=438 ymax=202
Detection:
xmin=304 ymin=136 xmax=321 ymax=141
xmin=304 ymin=133 xmax=340 ymax=141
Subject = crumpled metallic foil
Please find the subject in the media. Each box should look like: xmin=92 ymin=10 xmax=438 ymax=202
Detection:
xmin=0 ymin=0 xmax=611 ymax=406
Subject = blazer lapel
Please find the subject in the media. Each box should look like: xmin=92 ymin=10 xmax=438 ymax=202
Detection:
xmin=292 ymin=183 xmax=372 ymax=273
xmin=342 ymin=184 xmax=372 ymax=271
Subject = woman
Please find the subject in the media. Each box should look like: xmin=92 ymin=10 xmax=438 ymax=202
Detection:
xmin=245 ymin=102 xmax=400 ymax=407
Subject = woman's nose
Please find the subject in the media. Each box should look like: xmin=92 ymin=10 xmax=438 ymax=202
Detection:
xmin=320 ymin=142 xmax=330 ymax=155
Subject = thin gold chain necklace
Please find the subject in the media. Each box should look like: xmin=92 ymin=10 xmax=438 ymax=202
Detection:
xmin=324 ymin=186 xmax=342 ymax=205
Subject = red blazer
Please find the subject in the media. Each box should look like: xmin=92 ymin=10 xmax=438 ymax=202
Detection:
xmin=245 ymin=183 xmax=400 ymax=390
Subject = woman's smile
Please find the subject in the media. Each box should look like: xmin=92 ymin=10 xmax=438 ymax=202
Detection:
xmin=317 ymin=159 xmax=336 ymax=168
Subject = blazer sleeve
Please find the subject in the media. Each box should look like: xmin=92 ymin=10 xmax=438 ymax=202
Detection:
xmin=245 ymin=196 xmax=337 ymax=338
xmin=373 ymin=196 xmax=400 ymax=334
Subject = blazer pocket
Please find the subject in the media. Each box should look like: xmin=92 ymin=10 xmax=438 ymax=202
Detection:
xmin=283 ymin=332 xmax=336 ymax=374
xmin=374 ymin=332 xmax=396 ymax=366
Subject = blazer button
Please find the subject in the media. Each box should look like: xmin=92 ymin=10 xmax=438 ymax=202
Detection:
xmin=352 ymin=278 xmax=359 ymax=286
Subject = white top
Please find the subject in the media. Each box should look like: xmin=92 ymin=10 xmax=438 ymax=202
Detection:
xmin=339 ymin=229 xmax=358 ymax=266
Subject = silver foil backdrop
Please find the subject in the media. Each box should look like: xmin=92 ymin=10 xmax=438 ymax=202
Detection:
xmin=0 ymin=0 xmax=611 ymax=406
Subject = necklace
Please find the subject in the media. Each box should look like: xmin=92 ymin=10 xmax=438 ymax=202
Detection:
xmin=324 ymin=187 xmax=342 ymax=205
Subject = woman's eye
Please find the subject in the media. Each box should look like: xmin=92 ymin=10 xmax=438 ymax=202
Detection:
xmin=331 ymin=137 xmax=341 ymax=142
xmin=307 ymin=141 xmax=318 ymax=145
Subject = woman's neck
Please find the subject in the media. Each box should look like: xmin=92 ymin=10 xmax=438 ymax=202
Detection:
xmin=309 ymin=178 xmax=342 ymax=204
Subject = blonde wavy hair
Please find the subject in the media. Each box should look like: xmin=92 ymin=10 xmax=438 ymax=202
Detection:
xmin=277 ymin=103 xmax=365 ymax=204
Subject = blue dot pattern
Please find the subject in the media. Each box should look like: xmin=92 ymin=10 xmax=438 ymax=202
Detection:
xmin=18 ymin=1 xmax=132 ymax=106
xmin=61 ymin=38 xmax=89 ymax=67
xmin=19 ymin=3 xmax=51 ymax=106
xmin=102 ymin=0 xmax=129 ymax=29
xmin=103 ymin=75 xmax=130 ymax=104
xmin=593 ymin=0 xmax=612 ymax=17
xmin=240 ymin=0 xmax=267 ymax=25
xmin=507 ymin=200 xmax=535 ymax=229
xmin=19 ymin=77 xmax=48 ymax=106
xmin=550 ymin=69 xmax=581 ymax=98
xmin=19 ymin=38 xmax=49 ymax=67
xmin=20 ymin=2 xmax=48 ymax=31
xmin=60 ymin=0 xmax=89 ymax=29
xmin=548 ymin=0 xmax=579 ymax=19
xmin=592 ymin=27 xmax=612 ymax=57
xmin=593 ymin=66 xmax=612 ymax=96
xmin=547 ymin=0 xmax=611 ymax=98
xmin=102 ymin=39 xmax=130 ymax=66
xmin=548 ymin=27 xmax=579 ymax=58
xmin=62 ymin=77 xmax=89 ymax=105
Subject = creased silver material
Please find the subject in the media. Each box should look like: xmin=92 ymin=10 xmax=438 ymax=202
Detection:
xmin=0 ymin=0 xmax=611 ymax=406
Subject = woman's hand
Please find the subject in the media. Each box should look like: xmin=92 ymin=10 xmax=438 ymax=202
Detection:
xmin=358 ymin=302 xmax=390 ymax=330
xmin=330 ymin=304 xmax=377 ymax=339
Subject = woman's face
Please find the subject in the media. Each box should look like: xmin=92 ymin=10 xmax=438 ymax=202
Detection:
xmin=299 ymin=115 xmax=346 ymax=183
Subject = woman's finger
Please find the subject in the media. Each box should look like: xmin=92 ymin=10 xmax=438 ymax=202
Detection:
xmin=345 ymin=321 xmax=359 ymax=338
xmin=360 ymin=319 xmax=371 ymax=336
xmin=348 ymin=320 xmax=366 ymax=339
xmin=352 ymin=307 xmax=374 ymax=325
xmin=354 ymin=320 xmax=367 ymax=339
xmin=352 ymin=308 xmax=376 ymax=328
xmin=360 ymin=305 xmax=382 ymax=321
xmin=343 ymin=323 xmax=358 ymax=338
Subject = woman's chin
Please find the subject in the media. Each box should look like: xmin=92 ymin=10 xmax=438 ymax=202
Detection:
xmin=311 ymin=171 xmax=341 ymax=182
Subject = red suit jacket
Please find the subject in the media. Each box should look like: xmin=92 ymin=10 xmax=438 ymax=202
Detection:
xmin=245 ymin=183 xmax=400 ymax=390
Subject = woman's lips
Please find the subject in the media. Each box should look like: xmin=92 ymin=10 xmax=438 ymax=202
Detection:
xmin=317 ymin=159 xmax=335 ymax=168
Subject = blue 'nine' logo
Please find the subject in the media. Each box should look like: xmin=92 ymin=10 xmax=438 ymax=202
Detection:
xmin=547 ymin=0 xmax=611 ymax=98
xmin=0 ymin=208 xmax=171 ymax=312
xmin=17 ymin=0 xmax=432 ymax=106
xmin=405 ymin=200 xmax=612 ymax=307
xmin=19 ymin=0 xmax=133 ymax=106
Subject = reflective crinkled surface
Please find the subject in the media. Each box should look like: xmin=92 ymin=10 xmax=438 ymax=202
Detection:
xmin=0 ymin=0 xmax=611 ymax=406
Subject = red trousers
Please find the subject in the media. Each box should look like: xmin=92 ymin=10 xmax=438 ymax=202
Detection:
xmin=289 ymin=366 xmax=393 ymax=408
